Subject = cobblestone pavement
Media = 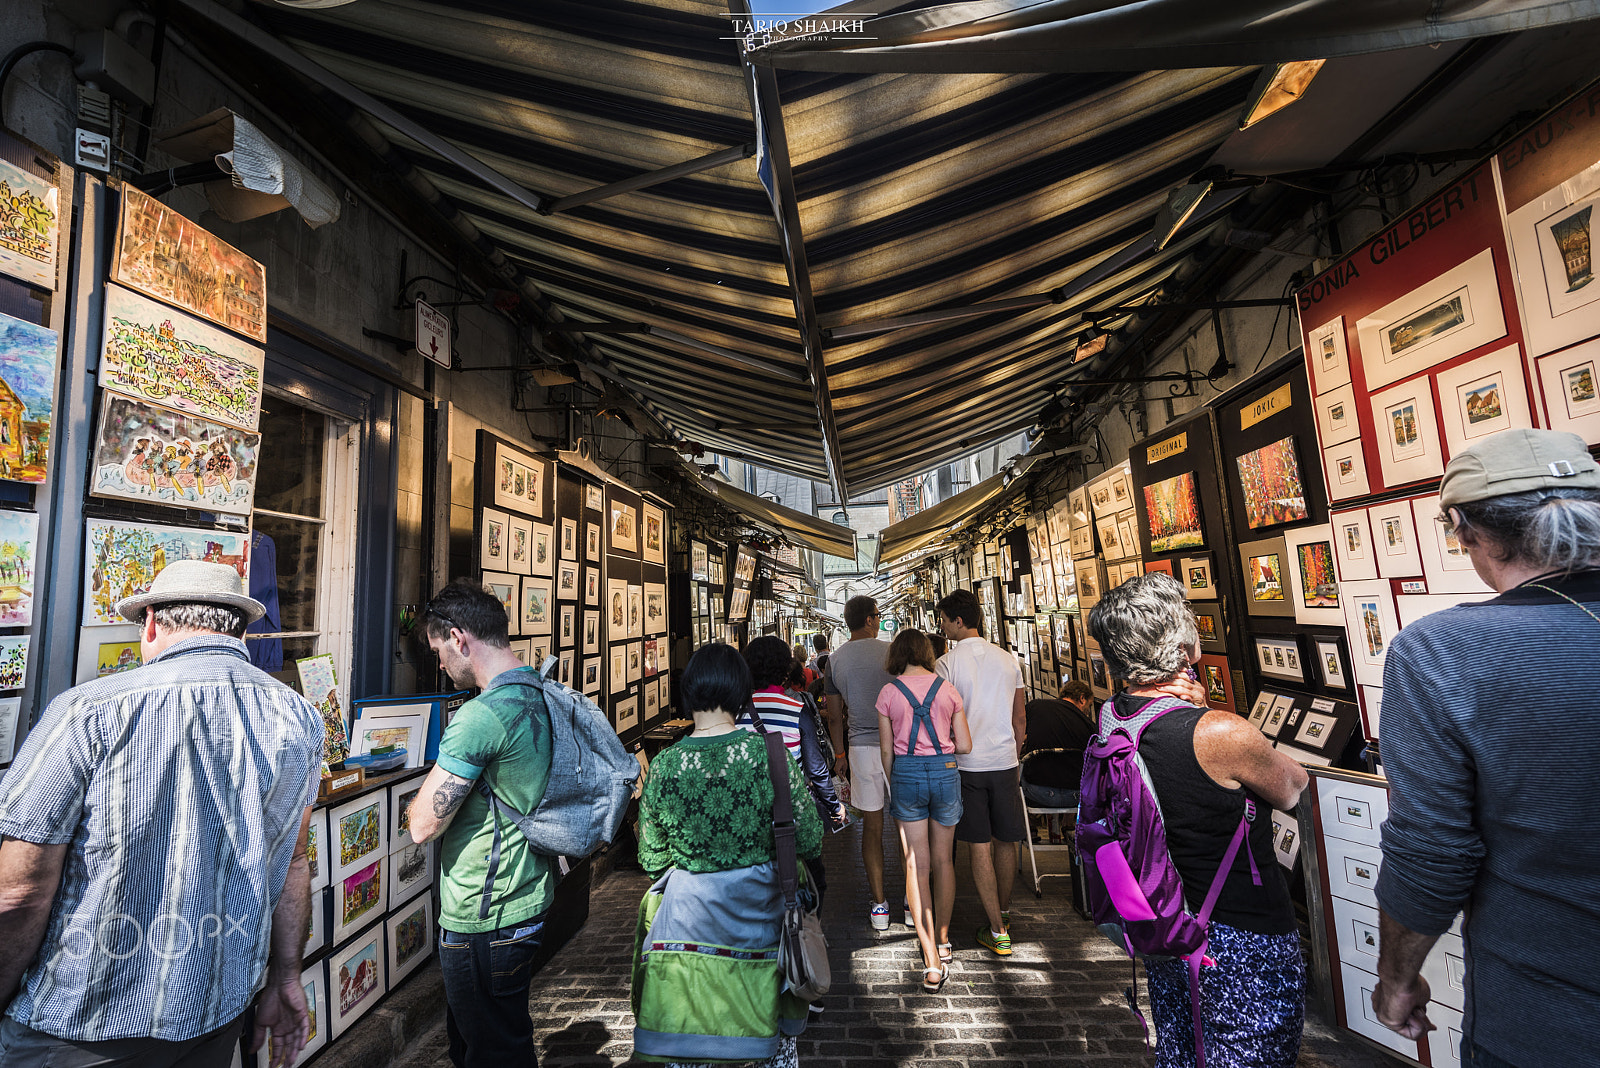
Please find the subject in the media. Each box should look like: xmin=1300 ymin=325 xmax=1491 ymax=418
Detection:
xmin=392 ymin=822 xmax=1400 ymax=1068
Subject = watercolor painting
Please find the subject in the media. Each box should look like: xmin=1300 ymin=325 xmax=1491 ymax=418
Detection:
xmin=84 ymin=518 xmax=249 ymax=626
xmin=337 ymin=936 xmax=381 ymax=1015
xmin=96 ymin=639 xmax=142 ymax=676
xmin=0 ymin=509 xmax=39 ymax=627
xmin=100 ymin=285 xmax=264 ymax=431
xmin=0 ymin=635 xmax=27 ymax=690
xmin=1235 ymin=436 xmax=1309 ymax=529
xmin=341 ymin=860 xmax=382 ymax=926
xmin=395 ymin=903 xmax=428 ymax=966
xmin=0 ymin=311 xmax=58 ymax=484
xmin=111 ymin=185 xmax=267 ymax=340
xmin=0 ymin=157 xmax=60 ymax=289
xmin=338 ymin=802 xmax=381 ymax=867
xmin=91 ymin=393 xmax=259 ymax=515
xmin=297 ymin=652 xmax=346 ymax=764
xmin=1141 ymin=471 xmax=1204 ymax=552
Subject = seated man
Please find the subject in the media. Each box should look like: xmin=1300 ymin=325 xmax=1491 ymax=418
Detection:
xmin=1021 ymin=682 xmax=1095 ymax=840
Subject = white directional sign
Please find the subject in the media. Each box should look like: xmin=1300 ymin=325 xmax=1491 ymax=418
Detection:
xmin=415 ymin=298 xmax=451 ymax=368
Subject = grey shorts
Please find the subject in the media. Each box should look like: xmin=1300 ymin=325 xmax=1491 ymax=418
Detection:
xmin=956 ymin=766 xmax=1028 ymax=844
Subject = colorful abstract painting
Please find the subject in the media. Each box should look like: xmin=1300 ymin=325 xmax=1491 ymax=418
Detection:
xmin=0 ymin=635 xmax=27 ymax=690
xmin=1235 ymin=435 xmax=1309 ymax=529
xmin=0 ymin=311 xmax=58 ymax=484
xmin=91 ymin=392 xmax=259 ymax=515
xmin=0 ymin=510 xmax=39 ymax=627
xmin=1297 ymin=541 xmax=1340 ymax=608
xmin=1141 ymin=471 xmax=1204 ymax=552
xmin=111 ymin=185 xmax=267 ymax=340
xmin=83 ymin=517 xmax=250 ymax=626
xmin=100 ymin=285 xmax=264 ymax=431
xmin=0 ymin=156 xmax=60 ymax=289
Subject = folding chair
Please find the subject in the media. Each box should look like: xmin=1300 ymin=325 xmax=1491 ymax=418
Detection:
xmin=1018 ymin=748 xmax=1080 ymax=897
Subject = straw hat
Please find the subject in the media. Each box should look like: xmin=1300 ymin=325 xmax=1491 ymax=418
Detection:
xmin=116 ymin=559 xmax=266 ymax=624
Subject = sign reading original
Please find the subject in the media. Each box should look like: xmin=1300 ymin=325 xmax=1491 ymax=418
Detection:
xmin=1146 ymin=431 xmax=1188 ymax=465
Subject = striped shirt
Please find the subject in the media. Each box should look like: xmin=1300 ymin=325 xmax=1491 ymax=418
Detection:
xmin=0 ymin=635 xmax=323 ymax=1041
xmin=1375 ymin=570 xmax=1600 ymax=1065
xmin=736 ymin=689 xmax=804 ymax=758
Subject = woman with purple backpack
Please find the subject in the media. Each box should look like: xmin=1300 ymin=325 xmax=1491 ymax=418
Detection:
xmin=1086 ymin=573 xmax=1309 ymax=1068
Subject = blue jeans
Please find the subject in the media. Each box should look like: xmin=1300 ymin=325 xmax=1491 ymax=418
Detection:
xmin=1461 ymin=1036 xmax=1518 ymax=1068
xmin=889 ymin=754 xmax=962 ymax=825
xmin=439 ymin=915 xmax=548 ymax=1068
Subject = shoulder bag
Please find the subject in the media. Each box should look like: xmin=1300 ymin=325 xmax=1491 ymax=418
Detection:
xmin=755 ymin=714 xmax=831 ymax=1002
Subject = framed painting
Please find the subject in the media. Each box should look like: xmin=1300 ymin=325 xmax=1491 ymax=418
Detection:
xmin=507 ymin=638 xmax=531 ymax=666
xmin=1255 ymin=637 xmax=1306 ymax=683
xmin=585 ymin=521 xmax=602 ymax=562
xmin=307 ymin=809 xmax=330 ymax=893
xmin=556 ymin=560 xmax=579 ymax=601
xmin=333 ymin=856 xmax=387 ymax=946
xmin=1094 ymin=514 xmax=1123 ymax=558
xmin=644 ymin=677 xmax=661 ymax=720
xmin=1307 ymin=314 xmax=1352 ymax=394
xmin=0 ymin=151 xmax=62 ymax=290
xmin=530 ymin=522 xmax=554 ymax=577
xmin=1369 ymin=499 xmax=1424 ymax=578
xmin=1141 ymin=471 xmax=1204 ymax=552
xmin=91 ymin=392 xmax=259 ymax=515
xmin=1237 ymin=536 xmax=1293 ymax=618
xmin=584 ymin=483 xmax=604 ymax=512
xmin=328 ymin=790 xmax=388 ymax=882
xmin=387 ymin=839 xmax=432 ymax=907
xmin=606 ymin=578 xmax=627 ymax=635
xmin=1283 ymin=524 xmax=1343 ymax=625
xmin=0 ymin=636 xmax=28 ymax=691
xmin=627 ymin=584 xmax=643 ymax=639
xmin=1322 ymin=439 xmax=1372 ymax=502
xmin=479 ymin=508 xmax=509 ymax=571
xmin=1314 ymin=383 xmax=1360 ymax=447
xmin=658 ymin=675 xmax=671 ymax=713
xmin=559 ymin=650 xmax=574 ymax=686
xmin=583 ymin=610 xmax=600 ymax=655
xmin=351 ymin=713 xmax=425 ymax=769
xmin=1116 ymin=515 xmax=1141 ymax=558
xmin=690 ymin=541 xmax=709 ymax=581
xmin=0 ymin=311 xmax=57 ymax=485
xmin=1505 ymin=160 xmax=1600 ymax=357
xmin=388 ymin=773 xmax=426 ymax=847
xmin=386 ymin=893 xmax=434 ymax=987
xmin=560 ymin=517 xmax=578 ymax=561
xmin=1316 ymin=636 xmax=1351 ymax=691
xmin=1109 ymin=471 xmax=1133 ymax=509
xmin=255 ymin=961 xmax=327 ymax=1067
xmin=111 ymin=185 xmax=267 ymax=341
xmin=616 ymin=694 xmax=641 ymax=734
xmin=1410 ymin=494 xmax=1492 ymax=594
xmin=507 ymin=515 xmax=532 ymax=575
xmin=100 ymin=284 xmax=265 ymax=432
xmin=583 ymin=566 xmax=600 ymax=607
xmin=1180 ymin=555 xmax=1215 ymax=601
xmin=1341 ymin=579 xmax=1401 ymax=688
xmin=626 ymin=641 xmax=643 ymax=683
xmin=1235 ymin=436 xmax=1308 ymax=530
xmin=1536 ymin=342 xmax=1600 ymax=443
xmin=519 ymin=576 xmax=552 ymax=635
xmin=482 ymin=571 xmax=518 ymax=632
xmin=645 ymin=582 xmax=666 ymax=635
xmin=1354 ymin=248 xmax=1506 ymax=391
xmin=643 ymin=503 xmax=666 ymax=565
xmin=84 ymin=517 xmax=244 ymax=627
xmin=1197 ymin=653 xmax=1234 ymax=712
xmin=558 ymin=604 xmax=576 ymax=647
xmin=1360 ymin=685 xmax=1383 ymax=740
xmin=1191 ymin=602 xmax=1225 ymax=654
xmin=488 ymin=438 xmax=547 ymax=517
xmin=582 ymin=657 xmax=601 ymax=695
xmin=1262 ymin=693 xmax=1295 ymax=739
xmin=609 ymin=646 xmax=628 ymax=695
xmin=609 ymin=498 xmax=639 ymax=555
xmin=328 ymin=922 xmax=387 ymax=1038
xmin=1332 ymin=509 xmax=1378 ymax=582
xmin=1435 ymin=344 xmax=1533 ymax=458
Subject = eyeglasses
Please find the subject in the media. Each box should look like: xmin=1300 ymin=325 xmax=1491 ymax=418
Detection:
xmin=1434 ymin=509 xmax=1458 ymax=536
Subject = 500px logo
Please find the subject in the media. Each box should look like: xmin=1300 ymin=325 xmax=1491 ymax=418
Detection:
xmin=56 ymin=913 xmax=254 ymax=961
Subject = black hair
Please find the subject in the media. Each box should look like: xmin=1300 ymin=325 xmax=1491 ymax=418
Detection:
xmin=844 ymin=595 xmax=878 ymax=631
xmin=423 ymin=579 xmax=510 ymax=647
xmin=929 ymin=633 xmax=948 ymax=659
xmin=785 ymin=658 xmax=807 ymax=688
xmin=682 ymin=642 xmax=752 ymax=714
xmin=743 ymin=634 xmax=794 ymax=689
xmin=812 ymin=633 xmax=829 ymax=652
xmin=936 ymin=588 xmax=982 ymax=634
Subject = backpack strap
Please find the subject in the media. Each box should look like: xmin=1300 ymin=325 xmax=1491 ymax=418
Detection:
xmin=759 ymin=728 xmax=800 ymax=910
xmin=1183 ymin=797 xmax=1261 ymax=1068
xmin=890 ymin=677 xmax=944 ymax=756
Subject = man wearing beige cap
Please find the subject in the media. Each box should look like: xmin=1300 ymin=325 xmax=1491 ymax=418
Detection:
xmin=0 ymin=560 xmax=324 ymax=1068
xmin=1371 ymin=429 xmax=1600 ymax=1068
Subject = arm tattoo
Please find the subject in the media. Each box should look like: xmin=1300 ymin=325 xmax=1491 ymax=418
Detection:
xmin=433 ymin=779 xmax=472 ymax=819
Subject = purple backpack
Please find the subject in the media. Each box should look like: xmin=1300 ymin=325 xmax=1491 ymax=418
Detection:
xmin=1075 ymin=696 xmax=1260 ymax=1068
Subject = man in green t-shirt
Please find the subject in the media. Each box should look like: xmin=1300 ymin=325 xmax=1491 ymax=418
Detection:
xmin=407 ymin=580 xmax=555 ymax=1068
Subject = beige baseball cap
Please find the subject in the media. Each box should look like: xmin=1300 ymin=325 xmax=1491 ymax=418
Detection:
xmin=1438 ymin=428 xmax=1600 ymax=509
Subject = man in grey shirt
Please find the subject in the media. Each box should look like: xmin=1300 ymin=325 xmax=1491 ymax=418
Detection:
xmin=825 ymin=595 xmax=897 ymax=930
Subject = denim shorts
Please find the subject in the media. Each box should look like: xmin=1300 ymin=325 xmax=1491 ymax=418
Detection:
xmin=890 ymin=753 xmax=963 ymax=825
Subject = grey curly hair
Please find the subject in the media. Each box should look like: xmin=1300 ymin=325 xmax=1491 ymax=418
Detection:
xmin=1451 ymin=487 xmax=1600 ymax=575
xmin=1086 ymin=572 xmax=1198 ymax=684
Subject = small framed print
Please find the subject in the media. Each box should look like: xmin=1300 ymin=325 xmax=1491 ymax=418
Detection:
xmin=584 ymin=483 xmax=604 ymax=512
xmin=1295 ymin=711 xmax=1339 ymax=749
xmin=557 ymin=561 xmax=579 ymax=601
xmin=1359 ymin=685 xmax=1383 ymax=740
xmin=645 ymin=582 xmax=666 ymax=635
xmin=490 ymin=438 xmax=548 ymax=517
xmin=1247 ymin=691 xmax=1274 ymax=730
xmin=1315 ymin=383 xmax=1360 ymax=446
xmin=387 ymin=839 xmax=432 ymax=906
xmin=256 ymin=961 xmax=328 ymax=1066
xmin=1355 ymin=248 xmax=1507 ymax=391
xmin=507 ymin=515 xmax=533 ymax=575
xmin=480 ymin=507 xmax=510 ymax=570
xmin=626 ymin=641 xmax=642 ymax=683
xmin=1271 ymin=811 xmax=1299 ymax=870
xmin=1323 ymin=441 xmax=1372 ymax=501
xmin=609 ymin=646 xmax=628 ymax=694
xmin=582 ymin=657 xmax=601 ymax=695
xmin=1255 ymin=637 xmax=1305 ymax=683
xmin=385 ymin=893 xmax=434 ymax=987
xmin=530 ymin=639 xmax=552 ymax=671
xmin=644 ymin=678 xmax=660 ymax=719
xmin=482 ymin=571 xmax=519 ymax=633
xmin=1505 ymin=168 xmax=1600 ymax=357
xmin=508 ymin=638 xmax=532 ymax=666
xmin=329 ymin=922 xmax=387 ymax=1038
xmin=643 ymin=503 xmax=666 ymax=565
xmin=559 ymin=604 xmax=576 ymax=647
xmin=1283 ymin=524 xmax=1343 ymax=625
xmin=610 ymin=498 xmax=639 ymax=555
xmin=1238 ymin=536 xmax=1293 ymax=618
xmin=1094 ymin=514 xmax=1122 ymax=557
xmin=1537 ymin=342 xmax=1600 ymax=443
xmin=1076 ymin=558 xmax=1103 ymax=607
xmin=1436 ymin=343 xmax=1533 ymax=458
xmin=616 ymin=694 xmax=641 ymax=733
xmin=1181 ymin=555 xmax=1215 ymax=601
xmin=1307 ymin=314 xmax=1352 ymax=394
xmin=1369 ymin=377 xmax=1446 ymax=489
xmin=529 ymin=522 xmax=554 ymax=577
xmin=582 ymin=610 xmax=600 ymax=655
xmin=1116 ymin=515 xmax=1141 ymax=558
xmin=585 ymin=522 xmax=602 ymax=562
xmin=1410 ymin=494 xmax=1491 ymax=593
xmin=691 ymin=541 xmax=709 ymax=581
xmin=1369 ymin=499 xmax=1424 ymax=578
xmin=1332 ymin=510 xmax=1378 ymax=582
xmin=560 ymin=518 xmax=578 ymax=561
xmin=329 ymin=791 xmax=388 ymax=882
xmin=1109 ymin=471 xmax=1132 ymax=509
xmin=519 ymin=576 xmax=553 ymax=635
xmin=559 ymin=650 xmax=574 ymax=686
xmin=332 ymin=857 xmax=387 ymax=947
xmin=583 ymin=567 xmax=600 ymax=606
xmin=307 ymin=809 xmax=330 ymax=893
xmin=607 ymin=578 xmax=627 ymax=634
xmin=1341 ymin=579 xmax=1400 ymax=688
xmin=1263 ymin=693 xmax=1295 ymax=738
xmin=1191 ymin=602 xmax=1225 ymax=654
xmin=627 ymin=584 xmax=644 ymax=639
xmin=1316 ymin=637 xmax=1350 ymax=690
xmin=1197 ymin=653 xmax=1234 ymax=712
xmin=657 ymin=675 xmax=671 ymax=713
xmin=388 ymin=772 xmax=427 ymax=846
xmin=697 ymin=584 xmax=710 ymax=615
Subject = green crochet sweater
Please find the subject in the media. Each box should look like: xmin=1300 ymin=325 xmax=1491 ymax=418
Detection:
xmin=638 ymin=729 xmax=823 ymax=879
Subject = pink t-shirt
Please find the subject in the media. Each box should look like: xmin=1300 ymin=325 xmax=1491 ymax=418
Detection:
xmin=875 ymin=674 xmax=963 ymax=756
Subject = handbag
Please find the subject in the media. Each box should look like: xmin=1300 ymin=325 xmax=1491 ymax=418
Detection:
xmin=755 ymin=712 xmax=831 ymax=1002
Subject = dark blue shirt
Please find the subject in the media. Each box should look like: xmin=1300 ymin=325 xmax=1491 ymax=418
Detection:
xmin=1376 ymin=569 xmax=1600 ymax=1066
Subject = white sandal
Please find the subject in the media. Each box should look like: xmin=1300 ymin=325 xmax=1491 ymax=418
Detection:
xmin=922 ymin=964 xmax=948 ymax=992
xmin=938 ymin=942 xmax=952 ymax=963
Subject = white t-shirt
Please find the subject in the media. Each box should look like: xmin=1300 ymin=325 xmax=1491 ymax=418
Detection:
xmin=937 ymin=636 xmax=1024 ymax=772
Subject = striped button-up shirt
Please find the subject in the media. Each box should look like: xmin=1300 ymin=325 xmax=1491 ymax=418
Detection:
xmin=0 ymin=635 xmax=323 ymax=1041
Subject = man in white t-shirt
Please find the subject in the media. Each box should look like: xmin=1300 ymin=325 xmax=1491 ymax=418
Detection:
xmin=936 ymin=588 xmax=1026 ymax=957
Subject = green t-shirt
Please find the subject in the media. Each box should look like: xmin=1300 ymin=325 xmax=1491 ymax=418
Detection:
xmin=435 ymin=667 xmax=555 ymax=933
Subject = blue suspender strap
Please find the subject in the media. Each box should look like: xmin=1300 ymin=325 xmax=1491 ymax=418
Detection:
xmin=890 ymin=678 xmax=944 ymax=756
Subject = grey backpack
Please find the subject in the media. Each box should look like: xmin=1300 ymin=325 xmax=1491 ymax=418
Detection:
xmin=474 ymin=668 xmax=640 ymax=919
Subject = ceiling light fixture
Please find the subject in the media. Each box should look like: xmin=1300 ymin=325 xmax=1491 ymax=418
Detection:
xmin=1238 ymin=60 xmax=1327 ymax=131
xmin=1152 ymin=166 xmax=1226 ymax=251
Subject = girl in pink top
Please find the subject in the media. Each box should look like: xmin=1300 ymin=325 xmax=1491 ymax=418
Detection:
xmin=876 ymin=629 xmax=971 ymax=991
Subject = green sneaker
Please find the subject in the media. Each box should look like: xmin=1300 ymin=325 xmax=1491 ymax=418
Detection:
xmin=976 ymin=925 xmax=1012 ymax=957
xmin=1000 ymin=911 xmax=1011 ymax=932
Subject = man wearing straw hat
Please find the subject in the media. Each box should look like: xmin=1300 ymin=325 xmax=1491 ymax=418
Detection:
xmin=0 ymin=559 xmax=324 ymax=1068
